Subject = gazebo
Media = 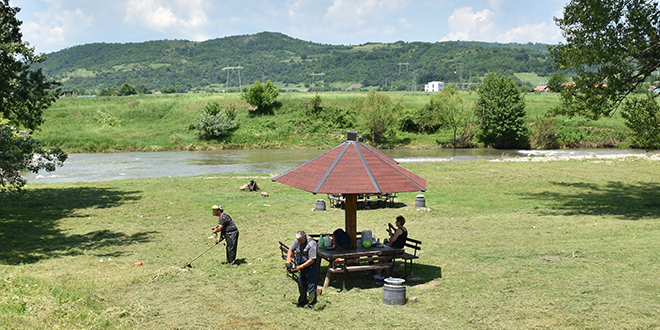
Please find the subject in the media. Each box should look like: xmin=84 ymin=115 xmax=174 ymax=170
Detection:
xmin=272 ymin=130 xmax=426 ymax=248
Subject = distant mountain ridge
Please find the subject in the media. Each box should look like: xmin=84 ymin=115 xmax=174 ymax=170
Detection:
xmin=36 ymin=32 xmax=556 ymax=92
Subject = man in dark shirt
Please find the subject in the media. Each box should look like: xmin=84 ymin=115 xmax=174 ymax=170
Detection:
xmin=212 ymin=205 xmax=239 ymax=264
xmin=286 ymin=230 xmax=319 ymax=308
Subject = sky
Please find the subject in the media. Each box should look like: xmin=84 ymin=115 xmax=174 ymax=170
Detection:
xmin=12 ymin=0 xmax=569 ymax=54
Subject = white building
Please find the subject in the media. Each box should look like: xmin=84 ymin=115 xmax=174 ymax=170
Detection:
xmin=424 ymin=81 xmax=444 ymax=92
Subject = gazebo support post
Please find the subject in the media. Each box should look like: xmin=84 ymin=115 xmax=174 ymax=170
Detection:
xmin=345 ymin=194 xmax=358 ymax=248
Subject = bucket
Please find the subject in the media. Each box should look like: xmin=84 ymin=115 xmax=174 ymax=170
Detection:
xmin=383 ymin=282 xmax=406 ymax=306
xmin=415 ymin=194 xmax=425 ymax=208
xmin=315 ymin=199 xmax=326 ymax=211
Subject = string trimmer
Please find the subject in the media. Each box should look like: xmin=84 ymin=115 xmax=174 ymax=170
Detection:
xmin=184 ymin=231 xmax=224 ymax=268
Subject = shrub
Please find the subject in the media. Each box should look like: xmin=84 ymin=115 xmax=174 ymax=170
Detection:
xmin=242 ymin=80 xmax=279 ymax=113
xmin=118 ymin=83 xmax=137 ymax=96
xmin=193 ymin=102 xmax=236 ymax=139
xmin=161 ymin=86 xmax=176 ymax=94
xmin=530 ymin=117 xmax=561 ymax=149
xmin=621 ymin=94 xmax=660 ymax=149
xmin=356 ymin=91 xmax=401 ymax=144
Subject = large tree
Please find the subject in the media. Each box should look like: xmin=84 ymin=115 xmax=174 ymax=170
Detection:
xmin=550 ymin=0 xmax=660 ymax=119
xmin=476 ymin=73 xmax=529 ymax=149
xmin=1 ymin=1 xmax=66 ymax=193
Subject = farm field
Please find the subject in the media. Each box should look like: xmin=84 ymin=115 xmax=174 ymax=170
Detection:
xmin=2 ymin=158 xmax=659 ymax=329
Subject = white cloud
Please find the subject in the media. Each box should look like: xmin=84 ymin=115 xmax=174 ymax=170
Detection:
xmin=21 ymin=6 xmax=92 ymax=53
xmin=399 ymin=18 xmax=412 ymax=29
xmin=442 ymin=7 xmax=495 ymax=41
xmin=124 ymin=0 xmax=208 ymax=37
xmin=324 ymin=0 xmax=410 ymax=30
xmin=440 ymin=5 xmax=562 ymax=44
xmin=383 ymin=25 xmax=396 ymax=34
xmin=499 ymin=21 xmax=562 ymax=44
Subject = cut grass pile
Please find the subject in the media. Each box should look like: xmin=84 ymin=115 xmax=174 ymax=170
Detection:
xmin=1 ymin=158 xmax=660 ymax=329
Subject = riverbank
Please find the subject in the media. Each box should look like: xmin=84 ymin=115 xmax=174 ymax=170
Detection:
xmin=33 ymin=92 xmax=631 ymax=153
xmin=3 ymin=159 xmax=659 ymax=329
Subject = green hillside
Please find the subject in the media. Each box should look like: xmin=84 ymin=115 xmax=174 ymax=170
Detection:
xmin=36 ymin=32 xmax=557 ymax=93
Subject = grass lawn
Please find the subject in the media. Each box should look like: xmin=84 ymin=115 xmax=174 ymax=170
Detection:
xmin=2 ymin=158 xmax=660 ymax=329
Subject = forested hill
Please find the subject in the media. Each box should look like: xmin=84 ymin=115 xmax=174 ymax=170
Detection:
xmin=37 ymin=32 xmax=556 ymax=93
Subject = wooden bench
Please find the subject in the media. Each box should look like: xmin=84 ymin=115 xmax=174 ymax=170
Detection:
xmin=325 ymin=255 xmax=392 ymax=291
xmin=385 ymin=226 xmax=423 ymax=278
xmin=401 ymin=237 xmax=422 ymax=278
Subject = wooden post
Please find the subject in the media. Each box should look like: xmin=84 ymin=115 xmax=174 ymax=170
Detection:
xmin=345 ymin=194 xmax=357 ymax=248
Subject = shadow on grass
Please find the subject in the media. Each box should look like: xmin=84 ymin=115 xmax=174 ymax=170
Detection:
xmin=320 ymin=263 xmax=442 ymax=292
xmin=330 ymin=202 xmax=408 ymax=210
xmin=524 ymin=181 xmax=660 ymax=220
xmin=0 ymin=186 xmax=154 ymax=265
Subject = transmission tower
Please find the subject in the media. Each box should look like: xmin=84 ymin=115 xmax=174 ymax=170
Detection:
xmin=398 ymin=63 xmax=409 ymax=74
xmin=261 ymin=63 xmax=266 ymax=83
xmin=310 ymin=73 xmax=325 ymax=90
xmin=222 ymin=66 xmax=243 ymax=90
xmin=411 ymin=69 xmax=417 ymax=91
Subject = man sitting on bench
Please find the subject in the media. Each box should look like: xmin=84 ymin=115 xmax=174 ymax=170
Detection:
xmin=384 ymin=215 xmax=408 ymax=248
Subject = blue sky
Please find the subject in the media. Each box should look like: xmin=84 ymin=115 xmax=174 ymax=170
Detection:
xmin=13 ymin=0 xmax=568 ymax=54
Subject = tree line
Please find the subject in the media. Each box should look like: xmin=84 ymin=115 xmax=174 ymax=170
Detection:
xmin=35 ymin=32 xmax=556 ymax=93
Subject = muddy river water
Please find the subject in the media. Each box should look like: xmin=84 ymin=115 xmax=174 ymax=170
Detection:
xmin=22 ymin=148 xmax=658 ymax=183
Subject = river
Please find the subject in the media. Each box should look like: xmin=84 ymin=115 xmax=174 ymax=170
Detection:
xmin=22 ymin=148 xmax=658 ymax=183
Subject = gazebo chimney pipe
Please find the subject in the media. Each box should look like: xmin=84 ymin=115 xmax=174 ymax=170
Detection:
xmin=358 ymin=136 xmax=364 ymax=143
xmin=347 ymin=130 xmax=357 ymax=141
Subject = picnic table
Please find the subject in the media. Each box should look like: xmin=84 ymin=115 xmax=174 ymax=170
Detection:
xmin=316 ymin=244 xmax=404 ymax=290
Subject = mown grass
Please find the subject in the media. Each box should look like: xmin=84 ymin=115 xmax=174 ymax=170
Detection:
xmin=2 ymin=159 xmax=660 ymax=329
xmin=33 ymin=91 xmax=635 ymax=152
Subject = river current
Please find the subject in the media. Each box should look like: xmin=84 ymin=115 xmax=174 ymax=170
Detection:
xmin=22 ymin=148 xmax=657 ymax=183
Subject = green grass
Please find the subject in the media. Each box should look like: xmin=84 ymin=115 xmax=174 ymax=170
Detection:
xmin=33 ymin=91 xmax=637 ymax=152
xmin=2 ymin=159 xmax=660 ymax=328
xmin=514 ymin=72 xmax=549 ymax=86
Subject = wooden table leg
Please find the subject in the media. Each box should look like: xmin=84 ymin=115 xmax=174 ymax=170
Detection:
xmin=324 ymin=268 xmax=332 ymax=288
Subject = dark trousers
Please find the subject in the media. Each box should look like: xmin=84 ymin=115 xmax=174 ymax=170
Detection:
xmin=224 ymin=231 xmax=239 ymax=264
xmin=297 ymin=259 xmax=318 ymax=306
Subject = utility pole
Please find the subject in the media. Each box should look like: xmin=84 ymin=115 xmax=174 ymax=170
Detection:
xmin=221 ymin=66 xmax=243 ymax=90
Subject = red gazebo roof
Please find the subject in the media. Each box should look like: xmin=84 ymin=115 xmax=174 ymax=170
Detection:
xmin=272 ymin=132 xmax=426 ymax=194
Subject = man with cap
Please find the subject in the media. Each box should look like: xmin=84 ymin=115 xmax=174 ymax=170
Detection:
xmin=212 ymin=205 xmax=239 ymax=264
xmin=286 ymin=230 xmax=319 ymax=308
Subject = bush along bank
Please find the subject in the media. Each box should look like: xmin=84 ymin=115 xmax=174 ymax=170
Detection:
xmin=32 ymin=92 xmax=638 ymax=152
